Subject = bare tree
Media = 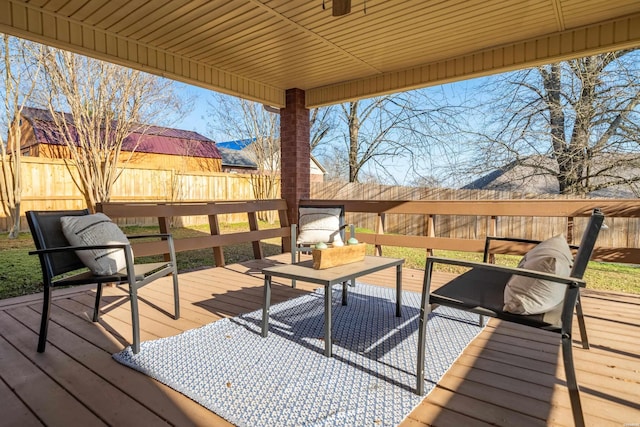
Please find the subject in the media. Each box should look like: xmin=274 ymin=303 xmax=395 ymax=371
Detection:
xmin=0 ymin=35 xmax=41 ymax=237
xmin=310 ymin=106 xmax=336 ymax=153
xmin=332 ymin=92 xmax=461 ymax=184
xmin=211 ymin=95 xmax=280 ymax=194
xmin=208 ymin=94 xmax=334 ymax=205
xmin=464 ymin=49 xmax=640 ymax=195
xmin=208 ymin=91 xmax=456 ymax=187
xmin=38 ymin=48 xmax=180 ymax=211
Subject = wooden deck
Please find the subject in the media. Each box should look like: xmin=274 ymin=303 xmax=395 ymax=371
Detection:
xmin=1 ymin=253 xmax=638 ymax=426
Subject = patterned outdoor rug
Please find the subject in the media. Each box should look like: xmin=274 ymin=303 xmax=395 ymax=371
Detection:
xmin=113 ymin=283 xmax=484 ymax=427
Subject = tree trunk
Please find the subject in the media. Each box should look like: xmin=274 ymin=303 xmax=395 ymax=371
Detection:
xmin=348 ymin=101 xmax=359 ymax=183
xmin=8 ymin=202 xmax=20 ymax=238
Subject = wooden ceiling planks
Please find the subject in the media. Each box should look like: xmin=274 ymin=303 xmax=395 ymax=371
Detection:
xmin=5 ymin=0 xmax=640 ymax=107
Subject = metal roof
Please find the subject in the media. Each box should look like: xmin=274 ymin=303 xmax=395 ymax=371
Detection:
xmin=21 ymin=107 xmax=222 ymax=159
xmin=2 ymin=1 xmax=639 ymax=108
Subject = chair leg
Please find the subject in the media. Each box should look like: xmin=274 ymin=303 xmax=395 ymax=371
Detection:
xmin=172 ymin=269 xmax=180 ymax=319
xmin=575 ymin=294 xmax=589 ymax=349
xmin=130 ymin=285 xmax=141 ymax=354
xmin=37 ymin=286 xmax=52 ymax=353
xmin=416 ymin=292 xmax=433 ymax=395
xmin=92 ymin=283 xmax=103 ymax=322
xmin=561 ymin=332 xmax=586 ymax=427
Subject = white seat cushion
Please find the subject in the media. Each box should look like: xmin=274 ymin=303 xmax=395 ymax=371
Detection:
xmin=503 ymin=234 xmax=573 ymax=315
xmin=61 ymin=213 xmax=130 ymax=275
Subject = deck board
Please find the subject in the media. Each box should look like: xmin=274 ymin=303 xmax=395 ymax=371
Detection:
xmin=0 ymin=253 xmax=638 ymax=426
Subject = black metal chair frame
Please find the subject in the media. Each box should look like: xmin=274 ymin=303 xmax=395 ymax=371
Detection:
xmin=27 ymin=209 xmax=180 ymax=354
xmin=416 ymin=208 xmax=605 ymax=427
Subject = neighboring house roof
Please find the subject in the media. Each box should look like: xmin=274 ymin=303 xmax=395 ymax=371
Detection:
xmin=216 ymin=138 xmax=255 ymax=151
xmin=217 ymin=147 xmax=258 ymax=169
xmin=217 ymin=138 xmax=326 ymax=175
xmin=20 ymin=107 xmax=221 ymax=159
xmin=310 ymin=156 xmax=327 ymax=174
xmin=462 ymin=155 xmax=640 ymax=197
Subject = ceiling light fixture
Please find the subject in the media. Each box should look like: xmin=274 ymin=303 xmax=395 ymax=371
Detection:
xmin=322 ymin=0 xmax=366 ymax=17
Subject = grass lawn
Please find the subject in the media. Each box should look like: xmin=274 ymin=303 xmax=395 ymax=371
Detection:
xmin=1 ymin=224 xmax=638 ymax=300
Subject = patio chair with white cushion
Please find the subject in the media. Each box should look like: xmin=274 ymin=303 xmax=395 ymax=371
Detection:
xmin=416 ymin=208 xmax=605 ymax=427
xmin=27 ymin=209 xmax=180 ymax=354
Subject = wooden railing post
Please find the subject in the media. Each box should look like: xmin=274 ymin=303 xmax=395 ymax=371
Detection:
xmin=375 ymin=212 xmax=385 ymax=256
xmin=279 ymin=206 xmax=292 ymax=252
xmin=247 ymin=211 xmax=263 ymax=259
xmin=208 ymin=213 xmax=225 ymax=267
xmin=488 ymin=215 xmax=497 ymax=264
xmin=158 ymin=216 xmax=171 ymax=262
xmin=426 ymin=214 xmax=435 ymax=257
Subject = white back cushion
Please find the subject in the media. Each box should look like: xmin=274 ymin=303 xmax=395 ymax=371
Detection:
xmin=297 ymin=207 xmax=343 ymax=245
xmin=503 ymin=234 xmax=573 ymax=315
xmin=61 ymin=213 xmax=130 ymax=275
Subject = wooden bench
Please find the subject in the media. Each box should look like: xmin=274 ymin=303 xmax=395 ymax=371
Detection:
xmin=97 ymin=200 xmax=292 ymax=267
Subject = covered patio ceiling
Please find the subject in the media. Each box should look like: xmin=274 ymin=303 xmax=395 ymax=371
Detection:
xmin=1 ymin=0 xmax=640 ymax=109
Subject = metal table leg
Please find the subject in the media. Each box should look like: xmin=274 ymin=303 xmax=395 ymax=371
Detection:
xmin=325 ymin=284 xmax=332 ymax=356
xmin=396 ymin=263 xmax=402 ymax=317
xmin=262 ymin=275 xmax=271 ymax=337
xmin=342 ymin=281 xmax=348 ymax=305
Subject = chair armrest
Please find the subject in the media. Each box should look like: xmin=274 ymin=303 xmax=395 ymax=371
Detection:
xmin=484 ymin=236 xmax=579 ymax=261
xmin=126 ymin=233 xmax=173 ymax=240
xmin=127 ymin=233 xmax=177 ymax=264
xmin=486 ymin=236 xmax=543 ymax=245
xmin=29 ymin=243 xmax=131 ymax=256
xmin=426 ymin=256 xmax=586 ymax=288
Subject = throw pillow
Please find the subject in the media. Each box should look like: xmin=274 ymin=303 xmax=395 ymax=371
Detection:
xmin=503 ymin=234 xmax=573 ymax=315
xmin=60 ymin=213 xmax=130 ymax=275
xmin=297 ymin=207 xmax=343 ymax=245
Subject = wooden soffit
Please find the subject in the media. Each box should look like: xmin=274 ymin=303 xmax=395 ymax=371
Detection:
xmin=1 ymin=0 xmax=640 ymax=108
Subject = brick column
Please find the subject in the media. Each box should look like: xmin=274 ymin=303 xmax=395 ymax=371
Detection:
xmin=280 ymin=88 xmax=310 ymax=229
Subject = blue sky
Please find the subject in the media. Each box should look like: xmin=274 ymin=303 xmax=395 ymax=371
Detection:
xmin=174 ymin=84 xmax=215 ymax=139
xmin=170 ymin=77 xmax=486 ymax=186
xmin=174 ymin=77 xmax=484 ymax=140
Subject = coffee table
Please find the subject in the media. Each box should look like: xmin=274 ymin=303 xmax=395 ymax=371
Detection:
xmin=261 ymin=255 xmax=405 ymax=357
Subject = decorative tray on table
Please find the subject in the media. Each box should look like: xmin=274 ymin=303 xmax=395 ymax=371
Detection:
xmin=311 ymin=243 xmax=366 ymax=269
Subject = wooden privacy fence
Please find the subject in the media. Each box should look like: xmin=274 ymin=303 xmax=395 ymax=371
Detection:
xmin=97 ymin=200 xmax=291 ymax=267
xmin=1 ymin=157 xmax=273 ymax=230
xmin=4 ymin=158 xmax=640 ymax=253
xmin=301 ymin=199 xmax=640 ymax=265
